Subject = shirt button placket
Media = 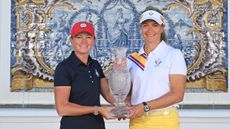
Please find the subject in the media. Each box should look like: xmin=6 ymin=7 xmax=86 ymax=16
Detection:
xmin=88 ymin=70 xmax=94 ymax=86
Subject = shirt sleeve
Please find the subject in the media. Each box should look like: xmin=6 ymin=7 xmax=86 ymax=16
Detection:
xmin=169 ymin=49 xmax=187 ymax=75
xmin=54 ymin=63 xmax=71 ymax=86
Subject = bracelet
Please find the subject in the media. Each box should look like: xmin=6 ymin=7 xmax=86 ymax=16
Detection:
xmin=93 ymin=106 xmax=99 ymax=115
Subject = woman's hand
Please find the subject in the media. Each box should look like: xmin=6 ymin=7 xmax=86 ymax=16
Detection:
xmin=128 ymin=104 xmax=144 ymax=119
xmin=116 ymin=106 xmax=132 ymax=121
xmin=98 ymin=106 xmax=116 ymax=120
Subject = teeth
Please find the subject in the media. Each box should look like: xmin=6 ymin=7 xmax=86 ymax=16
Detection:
xmin=147 ymin=34 xmax=155 ymax=37
xmin=80 ymin=45 xmax=88 ymax=48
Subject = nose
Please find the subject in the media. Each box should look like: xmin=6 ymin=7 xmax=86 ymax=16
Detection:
xmin=81 ymin=36 xmax=87 ymax=44
xmin=147 ymin=25 xmax=155 ymax=31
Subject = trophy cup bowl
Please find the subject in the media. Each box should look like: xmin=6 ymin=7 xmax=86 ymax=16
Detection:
xmin=108 ymin=47 xmax=131 ymax=117
xmin=109 ymin=69 xmax=131 ymax=117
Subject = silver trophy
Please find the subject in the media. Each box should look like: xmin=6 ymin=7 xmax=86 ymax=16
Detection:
xmin=109 ymin=48 xmax=131 ymax=117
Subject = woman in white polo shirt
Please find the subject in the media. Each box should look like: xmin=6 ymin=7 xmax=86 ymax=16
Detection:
xmin=126 ymin=6 xmax=187 ymax=129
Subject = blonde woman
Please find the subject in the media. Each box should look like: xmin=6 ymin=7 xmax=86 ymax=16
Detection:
xmin=127 ymin=6 xmax=187 ymax=129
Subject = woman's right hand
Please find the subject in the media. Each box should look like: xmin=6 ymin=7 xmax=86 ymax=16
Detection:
xmin=128 ymin=104 xmax=144 ymax=119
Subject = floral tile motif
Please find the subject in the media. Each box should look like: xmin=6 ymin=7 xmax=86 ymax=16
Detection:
xmin=10 ymin=0 xmax=228 ymax=92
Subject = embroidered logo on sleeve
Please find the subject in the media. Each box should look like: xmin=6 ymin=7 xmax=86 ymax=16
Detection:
xmin=128 ymin=52 xmax=147 ymax=71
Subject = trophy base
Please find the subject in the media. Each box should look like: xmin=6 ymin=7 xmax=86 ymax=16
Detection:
xmin=109 ymin=106 xmax=130 ymax=118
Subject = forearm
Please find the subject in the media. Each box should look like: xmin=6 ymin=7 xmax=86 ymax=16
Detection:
xmin=100 ymin=78 xmax=115 ymax=104
xmin=101 ymin=88 xmax=115 ymax=104
xmin=125 ymin=89 xmax=132 ymax=106
xmin=103 ymin=94 xmax=115 ymax=104
xmin=56 ymin=102 xmax=95 ymax=116
xmin=147 ymin=91 xmax=184 ymax=110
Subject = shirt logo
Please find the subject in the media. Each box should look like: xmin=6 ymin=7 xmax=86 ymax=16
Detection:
xmin=149 ymin=12 xmax=153 ymax=15
xmin=80 ymin=23 xmax=87 ymax=28
xmin=154 ymin=58 xmax=162 ymax=67
xmin=95 ymin=69 xmax=100 ymax=77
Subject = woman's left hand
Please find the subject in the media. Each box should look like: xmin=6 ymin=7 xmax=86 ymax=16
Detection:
xmin=98 ymin=106 xmax=116 ymax=120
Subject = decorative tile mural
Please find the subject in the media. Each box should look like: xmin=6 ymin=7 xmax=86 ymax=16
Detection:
xmin=11 ymin=0 xmax=228 ymax=92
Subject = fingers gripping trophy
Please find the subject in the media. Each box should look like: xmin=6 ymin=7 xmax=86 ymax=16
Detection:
xmin=109 ymin=48 xmax=131 ymax=117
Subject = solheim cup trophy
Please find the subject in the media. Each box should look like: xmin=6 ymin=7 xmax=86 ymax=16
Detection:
xmin=109 ymin=48 xmax=131 ymax=117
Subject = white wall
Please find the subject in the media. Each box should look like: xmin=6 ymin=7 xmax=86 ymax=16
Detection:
xmin=0 ymin=0 xmax=10 ymax=77
xmin=1 ymin=109 xmax=230 ymax=129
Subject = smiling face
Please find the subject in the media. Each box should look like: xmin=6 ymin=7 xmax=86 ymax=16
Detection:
xmin=140 ymin=19 xmax=164 ymax=45
xmin=69 ymin=32 xmax=95 ymax=55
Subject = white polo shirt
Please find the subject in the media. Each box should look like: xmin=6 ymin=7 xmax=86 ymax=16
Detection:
xmin=127 ymin=41 xmax=187 ymax=106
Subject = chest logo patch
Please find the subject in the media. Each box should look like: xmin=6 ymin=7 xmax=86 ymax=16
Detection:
xmin=95 ymin=69 xmax=100 ymax=77
xmin=154 ymin=58 xmax=162 ymax=67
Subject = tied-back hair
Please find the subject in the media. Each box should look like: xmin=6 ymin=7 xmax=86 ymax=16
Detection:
xmin=141 ymin=6 xmax=167 ymax=42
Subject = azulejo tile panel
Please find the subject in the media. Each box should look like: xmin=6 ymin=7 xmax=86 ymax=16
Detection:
xmin=10 ymin=0 xmax=228 ymax=92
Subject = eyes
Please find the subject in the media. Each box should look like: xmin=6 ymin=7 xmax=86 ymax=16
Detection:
xmin=73 ymin=33 xmax=94 ymax=40
xmin=75 ymin=35 xmax=94 ymax=39
xmin=141 ymin=22 xmax=159 ymax=28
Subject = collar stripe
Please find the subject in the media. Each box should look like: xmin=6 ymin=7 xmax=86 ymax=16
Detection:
xmin=128 ymin=56 xmax=145 ymax=71
xmin=128 ymin=52 xmax=147 ymax=71
xmin=140 ymin=53 xmax=147 ymax=59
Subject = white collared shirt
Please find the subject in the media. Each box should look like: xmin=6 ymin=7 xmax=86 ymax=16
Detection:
xmin=127 ymin=41 xmax=187 ymax=105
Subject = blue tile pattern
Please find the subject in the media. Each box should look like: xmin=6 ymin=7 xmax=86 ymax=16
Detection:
xmin=10 ymin=0 xmax=228 ymax=92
